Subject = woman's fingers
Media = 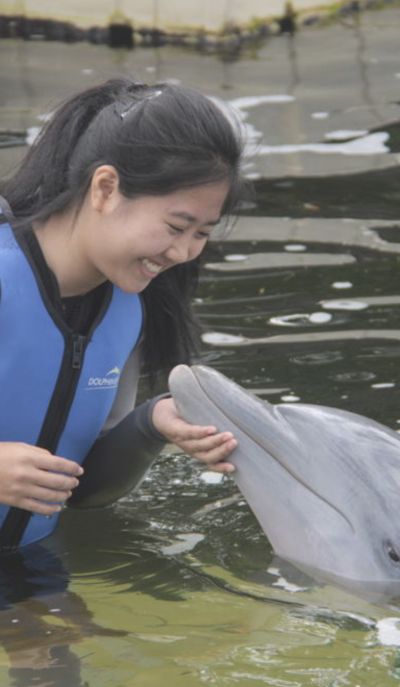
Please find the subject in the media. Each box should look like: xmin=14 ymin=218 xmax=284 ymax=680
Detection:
xmin=204 ymin=461 xmax=236 ymax=474
xmin=24 ymin=484 xmax=72 ymax=505
xmin=177 ymin=433 xmax=238 ymax=472
xmin=30 ymin=469 xmax=80 ymax=493
xmin=17 ymin=498 xmax=64 ymax=516
xmin=183 ymin=434 xmax=237 ymax=459
xmin=29 ymin=448 xmax=84 ymax=478
xmin=151 ymin=398 xmax=238 ymax=473
xmin=0 ymin=442 xmax=83 ymax=511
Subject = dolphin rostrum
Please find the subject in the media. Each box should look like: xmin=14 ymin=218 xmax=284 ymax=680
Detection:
xmin=168 ymin=364 xmax=400 ymax=589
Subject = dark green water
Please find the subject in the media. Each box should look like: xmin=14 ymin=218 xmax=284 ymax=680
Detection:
xmin=2 ymin=8 xmax=400 ymax=685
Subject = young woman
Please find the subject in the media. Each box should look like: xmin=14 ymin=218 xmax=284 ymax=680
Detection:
xmin=0 ymin=77 xmax=244 ymax=552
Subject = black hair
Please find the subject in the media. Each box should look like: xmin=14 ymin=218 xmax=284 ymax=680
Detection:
xmin=1 ymin=77 xmax=244 ymax=378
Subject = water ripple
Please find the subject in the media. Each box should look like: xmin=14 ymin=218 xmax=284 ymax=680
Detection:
xmin=202 ymin=330 xmax=400 ymax=347
xmin=205 ymin=253 xmax=355 ymax=272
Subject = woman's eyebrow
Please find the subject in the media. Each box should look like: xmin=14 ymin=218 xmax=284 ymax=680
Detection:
xmin=168 ymin=211 xmax=221 ymax=226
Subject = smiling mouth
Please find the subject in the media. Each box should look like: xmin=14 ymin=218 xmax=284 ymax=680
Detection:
xmin=141 ymin=258 xmax=164 ymax=275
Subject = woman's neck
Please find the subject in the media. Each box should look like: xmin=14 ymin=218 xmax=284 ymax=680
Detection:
xmin=33 ymin=208 xmax=105 ymax=297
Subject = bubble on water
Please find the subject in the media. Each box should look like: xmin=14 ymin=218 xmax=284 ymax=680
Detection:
xmin=332 ymin=281 xmax=353 ymax=289
xmin=245 ymin=172 xmax=261 ymax=180
xmin=229 ymin=94 xmax=295 ymax=109
xmin=371 ymin=382 xmax=395 ymax=389
xmin=254 ymin=134 xmax=388 ymax=156
xmin=270 ymin=314 xmax=309 ymax=326
xmin=270 ymin=312 xmax=332 ymax=326
xmin=309 ymin=312 xmax=333 ymax=323
xmin=200 ymin=471 xmax=224 ymax=484
xmin=321 ymin=300 xmax=368 ymax=311
xmin=160 ymin=533 xmax=205 ymax=555
xmin=325 ymin=129 xmax=368 ymax=141
xmin=202 ymin=332 xmax=246 ymax=345
xmin=312 ymin=111 xmax=329 ymax=119
xmin=267 ymin=566 xmax=309 ymax=592
xmin=335 ymin=371 xmax=375 ymax=383
xmin=284 ymin=244 xmax=307 ymax=252
xmin=272 ymin=576 xmax=308 ymax=592
xmin=292 ymin=350 xmax=342 ymax=366
xmin=377 ymin=618 xmax=400 ymax=646
xmin=224 ymin=254 xmax=248 ymax=262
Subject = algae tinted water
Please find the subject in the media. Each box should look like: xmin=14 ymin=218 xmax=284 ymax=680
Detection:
xmin=1 ymin=8 xmax=400 ymax=685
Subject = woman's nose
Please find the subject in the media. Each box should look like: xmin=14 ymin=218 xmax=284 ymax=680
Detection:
xmin=165 ymin=234 xmax=194 ymax=264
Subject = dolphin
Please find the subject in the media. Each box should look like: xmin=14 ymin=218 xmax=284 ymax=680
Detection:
xmin=168 ymin=364 xmax=400 ymax=591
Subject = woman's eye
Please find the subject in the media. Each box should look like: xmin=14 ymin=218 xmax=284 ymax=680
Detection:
xmin=167 ymin=224 xmax=210 ymax=240
xmin=167 ymin=224 xmax=185 ymax=234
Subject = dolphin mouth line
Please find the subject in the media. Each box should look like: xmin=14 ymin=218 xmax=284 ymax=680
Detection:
xmin=191 ymin=367 xmax=355 ymax=536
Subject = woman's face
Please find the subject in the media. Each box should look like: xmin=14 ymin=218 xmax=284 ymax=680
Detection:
xmin=78 ymin=173 xmax=230 ymax=294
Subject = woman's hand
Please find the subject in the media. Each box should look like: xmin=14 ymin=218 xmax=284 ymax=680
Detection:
xmin=151 ymin=397 xmax=237 ymax=473
xmin=0 ymin=442 xmax=84 ymax=515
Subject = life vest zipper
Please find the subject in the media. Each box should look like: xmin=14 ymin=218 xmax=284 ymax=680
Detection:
xmin=0 ymin=332 xmax=87 ymax=552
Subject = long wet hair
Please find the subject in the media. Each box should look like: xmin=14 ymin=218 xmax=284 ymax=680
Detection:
xmin=1 ymin=78 xmax=244 ymax=378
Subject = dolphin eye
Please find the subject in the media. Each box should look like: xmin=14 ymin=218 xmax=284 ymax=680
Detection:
xmin=385 ymin=541 xmax=400 ymax=564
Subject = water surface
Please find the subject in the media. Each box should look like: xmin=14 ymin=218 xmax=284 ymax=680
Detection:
xmin=1 ymin=8 xmax=400 ymax=685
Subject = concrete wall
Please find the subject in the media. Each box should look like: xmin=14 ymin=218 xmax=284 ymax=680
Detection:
xmin=0 ymin=0 xmax=339 ymax=31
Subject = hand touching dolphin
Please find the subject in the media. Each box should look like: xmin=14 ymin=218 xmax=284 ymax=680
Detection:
xmin=168 ymin=364 xmax=400 ymax=587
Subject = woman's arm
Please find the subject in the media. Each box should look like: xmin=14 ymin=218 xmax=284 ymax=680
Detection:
xmin=68 ymin=395 xmax=166 ymax=509
xmin=69 ymin=349 xmax=237 ymax=509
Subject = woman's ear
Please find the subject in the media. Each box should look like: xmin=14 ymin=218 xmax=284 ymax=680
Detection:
xmin=90 ymin=165 xmax=120 ymax=212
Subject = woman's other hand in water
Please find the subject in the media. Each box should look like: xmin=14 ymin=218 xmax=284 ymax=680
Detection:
xmin=152 ymin=398 xmax=237 ymax=473
xmin=0 ymin=443 xmax=84 ymax=514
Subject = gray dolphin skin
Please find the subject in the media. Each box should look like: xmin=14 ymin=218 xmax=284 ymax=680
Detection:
xmin=168 ymin=364 xmax=400 ymax=588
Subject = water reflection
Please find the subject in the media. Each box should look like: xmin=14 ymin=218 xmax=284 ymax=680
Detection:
xmin=213 ymin=216 xmax=400 ymax=252
xmin=253 ymin=167 xmax=400 ymax=218
xmin=2 ymin=6 xmax=400 ymax=685
xmin=0 ymin=545 xmax=125 ymax=687
xmin=206 ymin=251 xmax=356 ymax=270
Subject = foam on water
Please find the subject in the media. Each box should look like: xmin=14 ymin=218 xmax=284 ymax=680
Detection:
xmin=321 ymin=300 xmax=369 ymax=311
xmin=251 ymin=132 xmax=389 ymax=157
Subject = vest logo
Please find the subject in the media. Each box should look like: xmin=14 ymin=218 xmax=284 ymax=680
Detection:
xmin=86 ymin=367 xmax=121 ymax=390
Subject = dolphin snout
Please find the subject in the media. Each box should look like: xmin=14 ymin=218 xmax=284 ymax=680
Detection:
xmin=168 ymin=364 xmax=192 ymax=387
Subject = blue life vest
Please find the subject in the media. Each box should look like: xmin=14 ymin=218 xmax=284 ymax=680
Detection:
xmin=0 ymin=221 xmax=143 ymax=547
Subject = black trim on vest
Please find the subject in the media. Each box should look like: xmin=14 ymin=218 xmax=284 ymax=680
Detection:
xmin=0 ymin=226 xmax=113 ymax=552
xmin=0 ymin=333 xmax=87 ymax=551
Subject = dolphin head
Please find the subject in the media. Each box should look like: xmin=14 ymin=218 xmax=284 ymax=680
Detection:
xmin=168 ymin=364 xmax=400 ymax=586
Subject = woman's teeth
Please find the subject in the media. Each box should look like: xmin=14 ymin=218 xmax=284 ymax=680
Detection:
xmin=142 ymin=258 xmax=162 ymax=274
